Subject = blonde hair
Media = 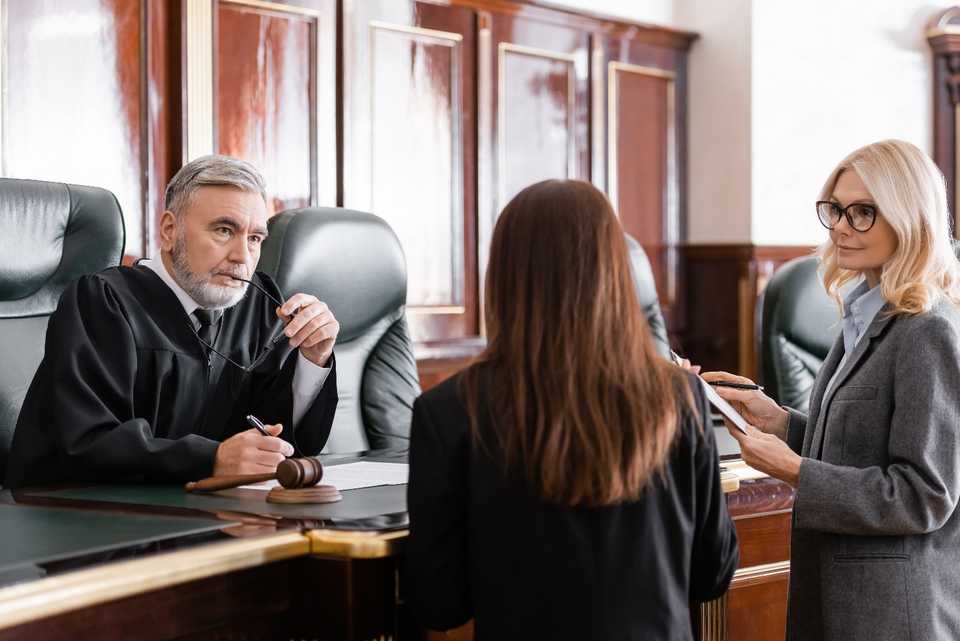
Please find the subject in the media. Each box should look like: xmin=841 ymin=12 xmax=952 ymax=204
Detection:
xmin=818 ymin=139 xmax=960 ymax=315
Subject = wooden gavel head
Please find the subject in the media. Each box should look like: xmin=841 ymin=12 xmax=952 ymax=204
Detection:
xmin=275 ymin=456 xmax=323 ymax=488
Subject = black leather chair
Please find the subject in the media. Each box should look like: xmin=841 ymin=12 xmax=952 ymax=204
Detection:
xmin=756 ymin=255 xmax=838 ymax=412
xmin=259 ymin=207 xmax=420 ymax=452
xmin=625 ymin=234 xmax=672 ymax=359
xmin=0 ymin=178 xmax=125 ymax=479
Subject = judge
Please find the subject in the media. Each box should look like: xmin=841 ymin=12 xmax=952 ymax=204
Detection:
xmin=4 ymin=155 xmax=339 ymax=488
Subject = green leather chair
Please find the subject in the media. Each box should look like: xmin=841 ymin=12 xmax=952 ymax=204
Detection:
xmin=0 ymin=178 xmax=124 ymax=480
xmin=756 ymin=255 xmax=839 ymax=412
xmin=625 ymin=234 xmax=672 ymax=359
xmin=259 ymin=207 xmax=420 ymax=453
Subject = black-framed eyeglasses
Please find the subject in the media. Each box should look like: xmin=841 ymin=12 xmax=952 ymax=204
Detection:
xmin=815 ymin=200 xmax=878 ymax=232
xmin=192 ymin=277 xmax=289 ymax=373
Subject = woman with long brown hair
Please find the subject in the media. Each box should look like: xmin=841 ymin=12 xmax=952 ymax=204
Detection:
xmin=406 ymin=180 xmax=738 ymax=640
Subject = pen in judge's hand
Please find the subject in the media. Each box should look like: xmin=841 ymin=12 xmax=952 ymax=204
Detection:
xmin=246 ymin=414 xmax=270 ymax=437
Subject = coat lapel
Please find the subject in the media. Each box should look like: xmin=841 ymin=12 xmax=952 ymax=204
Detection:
xmin=802 ymin=334 xmax=844 ymax=456
xmin=809 ymin=305 xmax=897 ymax=459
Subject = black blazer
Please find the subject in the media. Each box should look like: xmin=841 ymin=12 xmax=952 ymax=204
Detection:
xmin=406 ymin=369 xmax=738 ymax=641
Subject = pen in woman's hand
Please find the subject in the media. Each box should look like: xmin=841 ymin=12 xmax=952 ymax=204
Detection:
xmin=707 ymin=381 xmax=764 ymax=391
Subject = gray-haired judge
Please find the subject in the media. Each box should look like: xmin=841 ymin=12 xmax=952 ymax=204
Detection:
xmin=5 ymin=155 xmax=340 ymax=489
xmin=705 ymin=140 xmax=960 ymax=641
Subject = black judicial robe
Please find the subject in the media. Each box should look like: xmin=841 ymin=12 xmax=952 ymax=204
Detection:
xmin=4 ymin=265 xmax=338 ymax=488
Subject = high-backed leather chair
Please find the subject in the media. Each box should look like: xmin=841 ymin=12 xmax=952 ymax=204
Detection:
xmin=625 ymin=234 xmax=672 ymax=358
xmin=0 ymin=178 xmax=125 ymax=479
xmin=757 ymin=255 xmax=838 ymax=412
xmin=259 ymin=208 xmax=419 ymax=453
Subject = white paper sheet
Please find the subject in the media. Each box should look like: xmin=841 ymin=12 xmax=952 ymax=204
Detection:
xmin=239 ymin=461 xmax=409 ymax=492
xmin=699 ymin=378 xmax=750 ymax=434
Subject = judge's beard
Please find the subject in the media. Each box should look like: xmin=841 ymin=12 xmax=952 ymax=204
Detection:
xmin=170 ymin=233 xmax=249 ymax=310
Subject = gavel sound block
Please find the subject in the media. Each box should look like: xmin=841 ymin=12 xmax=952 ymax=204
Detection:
xmin=185 ymin=457 xmax=342 ymax=504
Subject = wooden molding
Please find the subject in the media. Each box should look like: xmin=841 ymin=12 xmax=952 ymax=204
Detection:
xmin=183 ymin=0 xmax=214 ymax=161
xmin=306 ymin=529 xmax=408 ymax=559
xmin=0 ymin=532 xmax=309 ymax=632
xmin=730 ymin=560 xmax=791 ymax=589
xmin=447 ymin=0 xmax=698 ymax=49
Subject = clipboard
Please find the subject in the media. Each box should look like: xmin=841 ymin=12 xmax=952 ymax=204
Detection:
xmin=699 ymin=378 xmax=750 ymax=435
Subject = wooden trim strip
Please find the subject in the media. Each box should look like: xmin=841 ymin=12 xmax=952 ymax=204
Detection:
xmin=306 ymin=529 xmax=408 ymax=559
xmin=0 ymin=532 xmax=309 ymax=631
xmin=0 ymin=0 xmax=7 ymax=175
xmin=730 ymin=560 xmax=791 ymax=589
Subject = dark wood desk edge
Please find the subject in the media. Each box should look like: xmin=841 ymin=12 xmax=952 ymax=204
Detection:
xmin=0 ymin=531 xmax=309 ymax=632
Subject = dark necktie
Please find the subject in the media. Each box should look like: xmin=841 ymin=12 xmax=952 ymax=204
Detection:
xmin=193 ymin=308 xmax=222 ymax=347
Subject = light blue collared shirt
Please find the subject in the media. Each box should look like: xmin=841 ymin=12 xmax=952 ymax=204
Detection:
xmin=820 ymin=279 xmax=886 ymax=412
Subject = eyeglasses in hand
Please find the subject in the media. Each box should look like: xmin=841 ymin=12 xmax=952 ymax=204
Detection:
xmin=815 ymin=200 xmax=878 ymax=233
xmin=192 ymin=276 xmax=292 ymax=373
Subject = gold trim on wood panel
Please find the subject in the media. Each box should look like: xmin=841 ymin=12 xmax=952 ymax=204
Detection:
xmin=219 ymin=0 xmax=330 ymax=206
xmin=307 ymin=529 xmax=408 ymax=559
xmin=590 ymin=40 xmax=605 ymax=192
xmin=607 ymin=61 xmax=679 ymax=304
xmin=367 ymin=20 xmax=466 ymax=309
xmin=221 ymin=0 xmax=322 ymax=18
xmin=184 ymin=0 xmax=214 ymax=162
xmin=955 ymin=104 xmax=960 ymax=230
xmin=496 ymin=42 xmax=577 ymax=210
xmin=477 ymin=13 xmax=493 ymax=337
xmin=0 ymin=532 xmax=310 ymax=632
xmin=0 ymin=0 xmax=5 ymax=175
xmin=368 ymin=20 xmax=463 ymax=43
xmin=698 ymin=593 xmax=727 ymax=641
xmin=730 ymin=560 xmax=791 ymax=589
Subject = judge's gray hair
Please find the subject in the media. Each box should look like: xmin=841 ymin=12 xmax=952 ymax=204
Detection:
xmin=164 ymin=155 xmax=267 ymax=218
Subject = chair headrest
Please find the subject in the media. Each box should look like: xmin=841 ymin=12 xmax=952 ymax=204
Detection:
xmin=259 ymin=208 xmax=407 ymax=343
xmin=762 ymin=255 xmax=837 ymax=360
xmin=0 ymin=178 xmax=125 ymax=318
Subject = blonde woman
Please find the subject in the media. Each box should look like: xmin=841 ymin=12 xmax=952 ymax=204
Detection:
xmin=704 ymin=139 xmax=960 ymax=641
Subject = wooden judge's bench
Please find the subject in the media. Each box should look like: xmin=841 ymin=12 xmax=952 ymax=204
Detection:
xmin=0 ymin=452 xmax=792 ymax=641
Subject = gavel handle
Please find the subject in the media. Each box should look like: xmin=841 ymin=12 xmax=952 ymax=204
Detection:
xmin=185 ymin=472 xmax=277 ymax=492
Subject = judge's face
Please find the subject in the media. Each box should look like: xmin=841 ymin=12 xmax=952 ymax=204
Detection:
xmin=160 ymin=185 xmax=269 ymax=309
xmin=828 ymin=170 xmax=898 ymax=288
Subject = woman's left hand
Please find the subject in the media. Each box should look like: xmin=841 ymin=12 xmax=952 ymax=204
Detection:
xmin=727 ymin=422 xmax=803 ymax=486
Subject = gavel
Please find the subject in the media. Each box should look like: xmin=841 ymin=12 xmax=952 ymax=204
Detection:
xmin=185 ymin=456 xmax=323 ymax=492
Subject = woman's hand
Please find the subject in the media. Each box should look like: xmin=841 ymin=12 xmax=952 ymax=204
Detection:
xmin=701 ymin=371 xmax=790 ymax=439
xmin=727 ymin=423 xmax=803 ymax=487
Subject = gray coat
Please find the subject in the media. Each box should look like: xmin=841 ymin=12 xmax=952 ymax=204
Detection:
xmin=785 ymin=300 xmax=960 ymax=641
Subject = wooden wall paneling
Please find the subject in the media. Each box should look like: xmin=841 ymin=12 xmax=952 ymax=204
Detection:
xmin=681 ymin=245 xmax=813 ymax=377
xmin=726 ymin=562 xmax=790 ymax=641
xmin=1 ymin=0 xmax=149 ymax=259
xmin=603 ymin=36 xmax=691 ymax=341
xmin=927 ymin=8 xmax=960 ymax=231
xmin=146 ymin=0 xmax=182 ymax=258
xmin=213 ymin=0 xmax=336 ymax=215
xmin=343 ymin=0 xmax=479 ymax=346
xmin=487 ymin=11 xmax=589 ymax=213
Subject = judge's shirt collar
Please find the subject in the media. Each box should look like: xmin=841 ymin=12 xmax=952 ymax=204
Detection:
xmin=140 ymin=255 xmax=203 ymax=319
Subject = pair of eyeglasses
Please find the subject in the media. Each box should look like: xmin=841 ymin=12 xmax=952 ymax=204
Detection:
xmin=815 ymin=201 xmax=878 ymax=232
xmin=192 ymin=276 xmax=292 ymax=373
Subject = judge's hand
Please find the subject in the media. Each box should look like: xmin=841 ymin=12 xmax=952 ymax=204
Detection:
xmin=700 ymin=370 xmax=789 ymax=438
xmin=727 ymin=422 xmax=802 ymax=487
xmin=277 ymin=294 xmax=339 ymax=367
xmin=213 ymin=423 xmax=294 ymax=476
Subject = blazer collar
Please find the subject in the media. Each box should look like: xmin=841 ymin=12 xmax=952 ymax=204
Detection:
xmin=808 ymin=304 xmax=897 ymax=458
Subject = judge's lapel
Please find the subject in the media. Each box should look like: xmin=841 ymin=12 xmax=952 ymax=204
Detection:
xmin=808 ymin=304 xmax=897 ymax=459
xmin=801 ymin=334 xmax=844 ymax=457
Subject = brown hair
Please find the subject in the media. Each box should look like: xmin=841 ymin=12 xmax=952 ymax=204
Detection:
xmin=462 ymin=179 xmax=693 ymax=507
